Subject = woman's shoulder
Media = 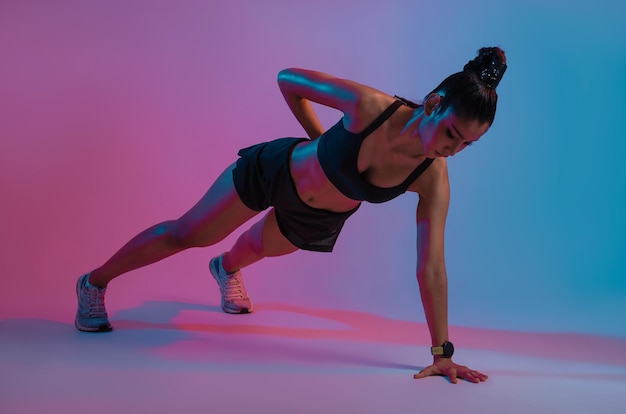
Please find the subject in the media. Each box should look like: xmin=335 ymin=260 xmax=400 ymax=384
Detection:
xmin=407 ymin=157 xmax=449 ymax=198
xmin=345 ymin=91 xmax=399 ymax=132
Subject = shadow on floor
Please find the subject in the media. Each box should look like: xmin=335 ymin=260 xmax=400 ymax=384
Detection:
xmin=2 ymin=300 xmax=626 ymax=373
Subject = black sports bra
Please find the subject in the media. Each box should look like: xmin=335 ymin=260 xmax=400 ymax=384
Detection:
xmin=317 ymin=99 xmax=434 ymax=203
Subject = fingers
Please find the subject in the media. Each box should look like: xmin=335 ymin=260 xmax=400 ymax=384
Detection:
xmin=474 ymin=371 xmax=489 ymax=382
xmin=413 ymin=366 xmax=435 ymax=379
xmin=440 ymin=366 xmax=458 ymax=384
xmin=460 ymin=369 xmax=488 ymax=383
xmin=413 ymin=364 xmax=489 ymax=384
xmin=464 ymin=371 xmax=480 ymax=383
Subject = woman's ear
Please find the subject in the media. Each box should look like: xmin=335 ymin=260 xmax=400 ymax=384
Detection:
xmin=424 ymin=93 xmax=442 ymax=116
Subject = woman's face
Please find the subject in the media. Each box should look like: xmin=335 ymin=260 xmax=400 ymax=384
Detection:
xmin=419 ymin=103 xmax=490 ymax=158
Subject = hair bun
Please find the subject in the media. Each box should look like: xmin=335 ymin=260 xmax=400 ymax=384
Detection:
xmin=464 ymin=47 xmax=507 ymax=89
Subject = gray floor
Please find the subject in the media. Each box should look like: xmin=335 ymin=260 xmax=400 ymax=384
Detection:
xmin=2 ymin=298 xmax=625 ymax=414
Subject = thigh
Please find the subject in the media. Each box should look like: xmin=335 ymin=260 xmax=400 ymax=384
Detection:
xmin=174 ymin=162 xmax=260 ymax=246
xmin=248 ymin=208 xmax=299 ymax=257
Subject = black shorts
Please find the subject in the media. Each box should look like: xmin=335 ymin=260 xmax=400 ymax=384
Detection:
xmin=232 ymin=137 xmax=360 ymax=252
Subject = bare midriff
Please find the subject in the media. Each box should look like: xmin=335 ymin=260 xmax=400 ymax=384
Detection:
xmin=289 ymin=139 xmax=361 ymax=213
xmin=289 ymin=128 xmax=428 ymax=213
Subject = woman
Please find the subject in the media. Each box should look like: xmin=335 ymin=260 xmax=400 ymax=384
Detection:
xmin=75 ymin=47 xmax=507 ymax=384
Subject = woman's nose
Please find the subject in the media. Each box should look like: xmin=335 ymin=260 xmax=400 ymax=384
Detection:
xmin=450 ymin=140 xmax=464 ymax=156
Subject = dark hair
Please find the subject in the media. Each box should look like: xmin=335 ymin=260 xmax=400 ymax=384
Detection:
xmin=398 ymin=47 xmax=507 ymax=125
xmin=433 ymin=47 xmax=506 ymax=125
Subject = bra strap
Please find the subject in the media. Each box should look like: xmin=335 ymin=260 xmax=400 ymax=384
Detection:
xmin=404 ymin=158 xmax=435 ymax=185
xmin=359 ymin=99 xmax=404 ymax=137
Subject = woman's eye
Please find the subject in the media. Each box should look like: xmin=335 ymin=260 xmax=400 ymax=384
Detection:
xmin=446 ymin=129 xmax=455 ymax=139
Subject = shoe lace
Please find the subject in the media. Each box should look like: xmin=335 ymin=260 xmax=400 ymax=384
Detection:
xmin=86 ymin=287 xmax=108 ymax=318
xmin=222 ymin=273 xmax=247 ymax=301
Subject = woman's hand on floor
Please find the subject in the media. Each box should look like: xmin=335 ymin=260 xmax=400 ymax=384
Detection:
xmin=413 ymin=358 xmax=489 ymax=384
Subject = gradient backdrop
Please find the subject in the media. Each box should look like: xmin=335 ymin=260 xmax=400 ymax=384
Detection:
xmin=1 ymin=0 xmax=625 ymax=411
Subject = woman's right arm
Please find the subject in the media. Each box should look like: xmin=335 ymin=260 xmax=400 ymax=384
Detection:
xmin=277 ymin=68 xmax=377 ymax=139
xmin=410 ymin=159 xmax=488 ymax=384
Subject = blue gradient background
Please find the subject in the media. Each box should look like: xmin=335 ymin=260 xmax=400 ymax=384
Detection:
xmin=1 ymin=0 xmax=624 ymax=340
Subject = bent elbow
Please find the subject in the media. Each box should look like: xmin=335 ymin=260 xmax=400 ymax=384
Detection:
xmin=277 ymin=68 xmax=299 ymax=85
xmin=277 ymin=68 xmax=289 ymax=84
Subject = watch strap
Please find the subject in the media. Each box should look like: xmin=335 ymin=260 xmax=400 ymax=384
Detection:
xmin=430 ymin=341 xmax=454 ymax=358
xmin=430 ymin=346 xmax=444 ymax=356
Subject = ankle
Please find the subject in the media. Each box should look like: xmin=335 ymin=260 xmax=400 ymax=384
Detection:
xmin=87 ymin=271 xmax=107 ymax=289
xmin=220 ymin=254 xmax=238 ymax=274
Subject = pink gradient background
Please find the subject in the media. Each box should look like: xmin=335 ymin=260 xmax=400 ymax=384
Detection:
xmin=1 ymin=1 xmax=625 ymax=413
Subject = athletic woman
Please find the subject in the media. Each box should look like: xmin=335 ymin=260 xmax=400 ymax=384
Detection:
xmin=75 ymin=47 xmax=507 ymax=384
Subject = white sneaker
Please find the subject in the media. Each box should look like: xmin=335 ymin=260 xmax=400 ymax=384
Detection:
xmin=75 ymin=273 xmax=113 ymax=332
xmin=209 ymin=255 xmax=253 ymax=314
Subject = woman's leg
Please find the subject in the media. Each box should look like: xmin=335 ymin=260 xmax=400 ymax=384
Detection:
xmin=207 ymin=208 xmax=298 ymax=314
xmin=222 ymin=208 xmax=299 ymax=273
xmin=88 ymin=162 xmax=259 ymax=288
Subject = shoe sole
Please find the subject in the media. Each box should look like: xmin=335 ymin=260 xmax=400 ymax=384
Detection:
xmin=209 ymin=258 xmax=253 ymax=314
xmin=75 ymin=275 xmax=113 ymax=333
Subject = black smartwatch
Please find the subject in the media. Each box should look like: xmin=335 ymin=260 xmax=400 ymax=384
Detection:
xmin=430 ymin=341 xmax=454 ymax=358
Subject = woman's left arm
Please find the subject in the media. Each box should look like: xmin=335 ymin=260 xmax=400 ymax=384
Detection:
xmin=410 ymin=159 xmax=488 ymax=384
